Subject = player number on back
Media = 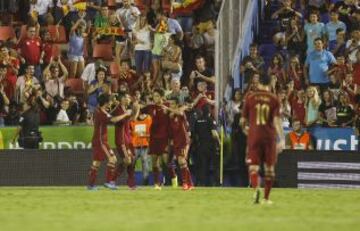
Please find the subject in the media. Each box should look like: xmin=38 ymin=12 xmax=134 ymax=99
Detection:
xmin=255 ymin=103 xmax=270 ymax=125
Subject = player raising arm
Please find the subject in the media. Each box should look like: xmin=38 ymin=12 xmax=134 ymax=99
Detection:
xmin=87 ymin=94 xmax=135 ymax=190
xmin=112 ymin=93 xmax=140 ymax=190
xmin=163 ymin=97 xmax=194 ymax=191
xmin=240 ymin=75 xmax=285 ymax=204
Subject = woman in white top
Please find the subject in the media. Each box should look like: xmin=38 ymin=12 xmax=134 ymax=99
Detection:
xmin=133 ymin=14 xmax=152 ymax=75
xmin=226 ymin=89 xmax=242 ymax=127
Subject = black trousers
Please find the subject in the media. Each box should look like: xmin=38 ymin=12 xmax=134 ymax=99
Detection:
xmin=195 ymin=144 xmax=219 ymax=186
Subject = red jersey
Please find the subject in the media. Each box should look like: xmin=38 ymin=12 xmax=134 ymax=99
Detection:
xmin=291 ymin=97 xmax=306 ymax=124
xmin=243 ymin=90 xmax=280 ymax=141
xmin=113 ymin=105 xmax=131 ymax=147
xmin=169 ymin=113 xmax=190 ymax=149
xmin=18 ymin=37 xmax=42 ymax=65
xmin=42 ymin=42 xmax=53 ymax=64
xmin=192 ymin=91 xmax=215 ymax=110
xmin=92 ymin=108 xmax=111 ymax=147
xmin=353 ymin=63 xmax=360 ymax=85
xmin=118 ymin=71 xmax=138 ymax=90
xmin=144 ymin=104 xmax=169 ymax=139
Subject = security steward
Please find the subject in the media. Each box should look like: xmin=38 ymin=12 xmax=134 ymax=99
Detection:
xmin=286 ymin=119 xmax=313 ymax=150
xmin=12 ymin=91 xmax=42 ymax=149
xmin=193 ymin=105 xmax=220 ymax=186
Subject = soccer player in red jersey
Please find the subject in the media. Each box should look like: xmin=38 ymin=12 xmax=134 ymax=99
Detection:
xmin=143 ymin=89 xmax=174 ymax=190
xmin=112 ymin=92 xmax=140 ymax=189
xmin=240 ymin=75 xmax=285 ymax=204
xmin=164 ymin=97 xmax=194 ymax=190
xmin=87 ymin=94 xmax=133 ymax=190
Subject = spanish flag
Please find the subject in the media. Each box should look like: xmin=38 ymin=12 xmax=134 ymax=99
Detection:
xmin=62 ymin=5 xmax=70 ymax=16
xmin=30 ymin=10 xmax=38 ymax=20
xmin=172 ymin=0 xmax=204 ymax=14
xmin=157 ymin=20 xmax=168 ymax=33
xmin=73 ymin=0 xmax=87 ymax=11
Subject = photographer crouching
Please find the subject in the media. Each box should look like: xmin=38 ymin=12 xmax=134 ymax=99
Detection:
xmin=11 ymin=89 xmax=45 ymax=149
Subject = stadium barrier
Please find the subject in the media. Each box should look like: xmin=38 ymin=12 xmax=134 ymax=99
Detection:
xmin=0 ymin=149 xmax=127 ymax=186
xmin=1 ymin=126 xmax=358 ymax=150
xmin=276 ymin=151 xmax=360 ymax=189
xmin=0 ymin=149 xmax=359 ymax=187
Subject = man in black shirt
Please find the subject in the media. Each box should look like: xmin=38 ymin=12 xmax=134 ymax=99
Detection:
xmin=189 ymin=55 xmax=215 ymax=91
xmin=193 ymin=105 xmax=220 ymax=186
xmin=240 ymin=43 xmax=265 ymax=87
xmin=11 ymin=94 xmax=42 ymax=149
xmin=271 ymin=0 xmax=303 ymax=30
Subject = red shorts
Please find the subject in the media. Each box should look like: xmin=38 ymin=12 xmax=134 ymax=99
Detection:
xmin=149 ymin=138 xmax=168 ymax=155
xmin=173 ymin=145 xmax=189 ymax=157
xmin=246 ymin=139 xmax=277 ymax=166
xmin=93 ymin=143 xmax=113 ymax=161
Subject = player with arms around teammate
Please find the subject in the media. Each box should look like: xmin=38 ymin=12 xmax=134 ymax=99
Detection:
xmin=88 ymin=94 xmax=133 ymax=190
xmin=143 ymin=89 xmax=174 ymax=190
xmin=163 ymin=97 xmax=194 ymax=190
xmin=112 ymin=92 xmax=140 ymax=190
xmin=240 ymin=75 xmax=285 ymax=204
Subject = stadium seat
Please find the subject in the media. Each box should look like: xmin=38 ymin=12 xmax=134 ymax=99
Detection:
xmin=65 ymin=78 xmax=85 ymax=95
xmin=47 ymin=25 xmax=67 ymax=43
xmin=92 ymin=43 xmax=113 ymax=61
xmin=52 ymin=44 xmax=60 ymax=58
xmin=110 ymin=61 xmax=120 ymax=78
xmin=0 ymin=26 xmax=16 ymax=41
xmin=17 ymin=25 xmax=27 ymax=41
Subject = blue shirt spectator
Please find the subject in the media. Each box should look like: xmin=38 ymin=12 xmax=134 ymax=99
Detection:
xmin=326 ymin=11 xmax=346 ymax=43
xmin=305 ymin=38 xmax=337 ymax=84
xmin=304 ymin=13 xmax=325 ymax=52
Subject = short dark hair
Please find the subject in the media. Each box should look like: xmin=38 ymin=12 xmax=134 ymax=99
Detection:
xmin=250 ymin=43 xmax=258 ymax=49
xmin=168 ymin=96 xmax=179 ymax=104
xmin=117 ymin=92 xmax=127 ymax=101
xmin=259 ymin=75 xmax=271 ymax=86
xmin=98 ymin=94 xmax=110 ymax=106
xmin=195 ymin=54 xmax=205 ymax=61
xmin=0 ymin=64 xmax=7 ymax=69
xmin=336 ymin=28 xmax=345 ymax=34
xmin=153 ymin=88 xmax=165 ymax=97
xmin=314 ymin=37 xmax=323 ymax=43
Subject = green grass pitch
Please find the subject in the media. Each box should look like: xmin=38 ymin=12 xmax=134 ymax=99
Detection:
xmin=0 ymin=187 xmax=359 ymax=231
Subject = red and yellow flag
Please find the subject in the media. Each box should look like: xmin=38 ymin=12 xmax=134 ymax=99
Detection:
xmin=73 ymin=0 xmax=87 ymax=11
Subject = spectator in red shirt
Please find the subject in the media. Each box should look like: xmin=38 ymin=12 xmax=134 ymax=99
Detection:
xmin=287 ymin=56 xmax=304 ymax=90
xmin=0 ymin=46 xmax=19 ymax=101
xmin=353 ymin=51 xmax=360 ymax=88
xmin=40 ymin=26 xmax=59 ymax=68
xmin=192 ymin=81 xmax=215 ymax=110
xmin=268 ymin=54 xmax=287 ymax=86
xmin=291 ymin=89 xmax=306 ymax=125
xmin=118 ymin=60 xmax=139 ymax=92
xmin=18 ymin=25 xmax=42 ymax=80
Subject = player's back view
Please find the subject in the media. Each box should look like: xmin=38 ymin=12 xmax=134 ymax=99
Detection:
xmin=241 ymin=75 xmax=285 ymax=204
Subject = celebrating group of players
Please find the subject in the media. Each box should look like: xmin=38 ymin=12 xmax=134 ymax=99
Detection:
xmin=88 ymin=88 xmax=193 ymax=191
xmin=88 ymin=74 xmax=285 ymax=204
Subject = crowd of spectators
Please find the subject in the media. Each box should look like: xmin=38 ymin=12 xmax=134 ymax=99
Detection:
xmin=0 ymin=0 xmax=221 ymax=127
xmin=230 ymin=0 xmax=360 ymax=150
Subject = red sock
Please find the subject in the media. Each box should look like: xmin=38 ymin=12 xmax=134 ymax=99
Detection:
xmin=249 ymin=171 xmax=259 ymax=189
xmin=181 ymin=167 xmax=188 ymax=185
xmin=186 ymin=168 xmax=193 ymax=186
xmin=106 ymin=165 xmax=116 ymax=183
xmin=153 ymin=167 xmax=160 ymax=185
xmin=127 ymin=165 xmax=136 ymax=187
xmin=168 ymin=163 xmax=176 ymax=179
xmin=88 ymin=167 xmax=98 ymax=186
xmin=264 ymin=177 xmax=274 ymax=200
